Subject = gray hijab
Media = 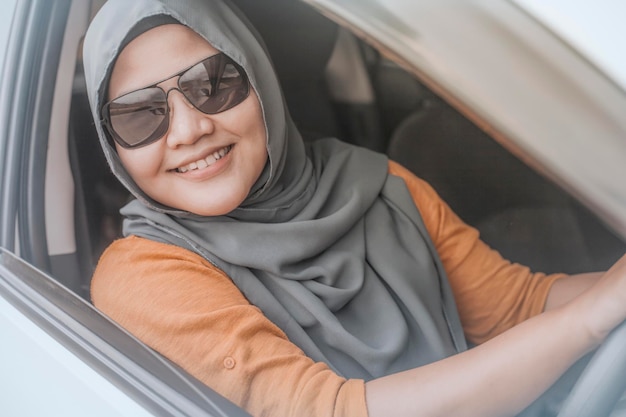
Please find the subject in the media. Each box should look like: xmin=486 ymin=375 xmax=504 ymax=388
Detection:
xmin=84 ymin=0 xmax=466 ymax=379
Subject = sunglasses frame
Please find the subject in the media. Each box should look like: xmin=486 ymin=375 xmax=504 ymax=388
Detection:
xmin=101 ymin=53 xmax=250 ymax=149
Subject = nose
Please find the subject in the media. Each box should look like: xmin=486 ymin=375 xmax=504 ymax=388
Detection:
xmin=164 ymin=89 xmax=215 ymax=148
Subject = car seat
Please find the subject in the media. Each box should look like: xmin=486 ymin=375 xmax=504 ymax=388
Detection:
xmin=230 ymin=0 xmax=341 ymax=140
xmin=387 ymin=97 xmax=598 ymax=274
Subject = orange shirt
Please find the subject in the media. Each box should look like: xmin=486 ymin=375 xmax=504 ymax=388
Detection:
xmin=91 ymin=161 xmax=565 ymax=417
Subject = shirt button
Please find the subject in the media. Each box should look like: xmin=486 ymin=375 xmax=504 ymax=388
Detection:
xmin=223 ymin=357 xmax=236 ymax=369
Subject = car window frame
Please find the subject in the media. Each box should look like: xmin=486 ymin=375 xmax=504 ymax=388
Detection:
xmin=0 ymin=0 xmax=71 ymax=269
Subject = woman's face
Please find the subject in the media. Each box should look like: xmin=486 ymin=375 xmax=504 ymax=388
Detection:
xmin=108 ymin=24 xmax=268 ymax=216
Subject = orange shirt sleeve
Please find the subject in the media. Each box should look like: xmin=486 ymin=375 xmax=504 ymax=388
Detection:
xmin=91 ymin=236 xmax=367 ymax=417
xmin=388 ymin=160 xmax=567 ymax=344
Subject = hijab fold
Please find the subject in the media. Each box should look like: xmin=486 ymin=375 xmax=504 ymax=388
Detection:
xmin=84 ymin=0 xmax=466 ymax=380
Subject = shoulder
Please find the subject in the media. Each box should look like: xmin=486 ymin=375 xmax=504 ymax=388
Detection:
xmin=91 ymin=235 xmax=223 ymax=289
xmin=91 ymin=235 xmax=249 ymax=316
xmin=387 ymin=159 xmax=449 ymax=234
xmin=388 ymin=159 xmax=436 ymax=196
xmin=95 ymin=234 xmax=213 ymax=265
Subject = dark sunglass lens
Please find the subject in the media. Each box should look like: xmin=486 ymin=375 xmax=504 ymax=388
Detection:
xmin=179 ymin=55 xmax=249 ymax=114
xmin=109 ymin=88 xmax=168 ymax=146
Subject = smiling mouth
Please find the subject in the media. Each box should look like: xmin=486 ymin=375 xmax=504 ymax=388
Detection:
xmin=175 ymin=145 xmax=233 ymax=173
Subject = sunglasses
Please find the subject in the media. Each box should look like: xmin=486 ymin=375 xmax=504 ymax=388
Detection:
xmin=102 ymin=53 xmax=250 ymax=149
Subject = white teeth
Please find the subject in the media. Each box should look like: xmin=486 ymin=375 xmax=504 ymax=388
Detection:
xmin=176 ymin=145 xmax=232 ymax=173
xmin=215 ymin=147 xmax=228 ymax=159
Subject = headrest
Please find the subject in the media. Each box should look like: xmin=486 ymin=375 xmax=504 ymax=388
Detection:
xmin=231 ymin=0 xmax=338 ymax=82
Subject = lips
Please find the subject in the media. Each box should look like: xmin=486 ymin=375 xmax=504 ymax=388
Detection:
xmin=175 ymin=145 xmax=233 ymax=173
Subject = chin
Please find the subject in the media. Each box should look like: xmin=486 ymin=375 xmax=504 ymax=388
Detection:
xmin=184 ymin=197 xmax=246 ymax=217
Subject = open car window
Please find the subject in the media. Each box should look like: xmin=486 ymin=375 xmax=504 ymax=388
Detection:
xmin=305 ymin=0 xmax=626 ymax=242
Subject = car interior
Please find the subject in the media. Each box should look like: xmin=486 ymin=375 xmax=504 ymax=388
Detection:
xmin=62 ymin=0 xmax=626 ymax=304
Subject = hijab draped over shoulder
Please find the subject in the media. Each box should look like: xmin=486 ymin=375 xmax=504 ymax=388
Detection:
xmin=83 ymin=0 xmax=466 ymax=380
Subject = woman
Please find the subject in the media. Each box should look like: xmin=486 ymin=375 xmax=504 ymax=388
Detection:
xmin=84 ymin=0 xmax=626 ymax=416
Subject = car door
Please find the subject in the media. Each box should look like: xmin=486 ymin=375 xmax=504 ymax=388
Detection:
xmin=0 ymin=248 xmax=253 ymax=417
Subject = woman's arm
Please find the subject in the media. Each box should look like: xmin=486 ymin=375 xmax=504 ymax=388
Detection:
xmin=389 ymin=160 xmax=568 ymax=343
xmin=365 ymin=254 xmax=626 ymax=417
xmin=544 ymin=272 xmax=601 ymax=311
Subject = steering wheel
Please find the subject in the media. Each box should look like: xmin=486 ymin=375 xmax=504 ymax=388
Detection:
xmin=557 ymin=320 xmax=626 ymax=417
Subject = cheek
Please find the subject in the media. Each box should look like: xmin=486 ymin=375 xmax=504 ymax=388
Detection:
xmin=248 ymin=112 xmax=269 ymax=174
xmin=248 ymin=97 xmax=268 ymax=151
xmin=255 ymin=130 xmax=268 ymax=162
xmin=228 ymin=92 xmax=268 ymax=174
xmin=116 ymin=145 xmax=163 ymax=182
